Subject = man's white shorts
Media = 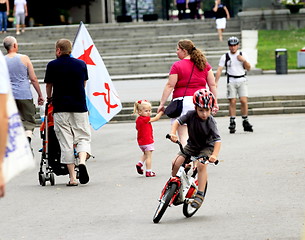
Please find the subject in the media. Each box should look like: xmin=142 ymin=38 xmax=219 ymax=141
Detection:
xmin=54 ymin=112 xmax=91 ymax=164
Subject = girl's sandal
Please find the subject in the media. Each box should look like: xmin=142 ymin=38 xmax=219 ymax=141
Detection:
xmin=191 ymin=194 xmax=204 ymax=209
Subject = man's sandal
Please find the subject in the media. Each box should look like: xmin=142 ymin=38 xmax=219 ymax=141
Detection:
xmin=191 ymin=194 xmax=204 ymax=209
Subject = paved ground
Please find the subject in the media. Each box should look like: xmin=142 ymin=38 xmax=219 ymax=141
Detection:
xmin=2 ymin=73 xmax=305 ymax=239
xmin=112 ymin=72 xmax=305 ymax=102
xmin=1 ymin=113 xmax=305 ymax=239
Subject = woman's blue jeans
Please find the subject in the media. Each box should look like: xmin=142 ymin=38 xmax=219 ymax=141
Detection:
xmin=0 ymin=11 xmax=8 ymax=32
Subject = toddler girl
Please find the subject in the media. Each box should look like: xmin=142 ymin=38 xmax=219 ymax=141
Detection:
xmin=134 ymin=100 xmax=163 ymax=177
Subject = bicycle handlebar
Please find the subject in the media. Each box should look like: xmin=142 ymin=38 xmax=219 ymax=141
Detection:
xmin=166 ymin=134 xmax=219 ymax=166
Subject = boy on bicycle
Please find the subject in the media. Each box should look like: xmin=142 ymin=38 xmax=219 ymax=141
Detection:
xmin=169 ymin=89 xmax=221 ymax=209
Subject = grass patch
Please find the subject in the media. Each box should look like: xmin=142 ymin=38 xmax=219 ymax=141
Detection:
xmin=257 ymin=28 xmax=305 ymax=70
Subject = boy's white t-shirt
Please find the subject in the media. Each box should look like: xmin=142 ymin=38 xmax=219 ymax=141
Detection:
xmin=0 ymin=51 xmax=10 ymax=94
xmin=218 ymin=50 xmax=249 ymax=83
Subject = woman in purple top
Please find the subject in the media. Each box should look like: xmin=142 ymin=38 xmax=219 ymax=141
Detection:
xmin=175 ymin=0 xmax=187 ymax=20
xmin=157 ymin=39 xmax=218 ymax=146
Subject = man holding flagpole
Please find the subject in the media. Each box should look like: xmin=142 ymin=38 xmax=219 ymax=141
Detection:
xmin=45 ymin=39 xmax=91 ymax=186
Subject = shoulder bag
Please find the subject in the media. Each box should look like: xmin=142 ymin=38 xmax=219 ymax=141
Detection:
xmin=164 ymin=63 xmax=195 ymax=118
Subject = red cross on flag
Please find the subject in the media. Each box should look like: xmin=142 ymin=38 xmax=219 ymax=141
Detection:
xmin=72 ymin=22 xmax=122 ymax=130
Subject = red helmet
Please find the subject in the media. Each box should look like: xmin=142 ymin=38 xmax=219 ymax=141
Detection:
xmin=193 ymin=89 xmax=215 ymax=109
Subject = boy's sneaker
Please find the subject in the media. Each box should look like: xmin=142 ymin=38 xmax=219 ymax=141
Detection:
xmin=146 ymin=171 xmax=156 ymax=177
xmin=243 ymin=120 xmax=253 ymax=132
xmin=228 ymin=121 xmax=236 ymax=134
xmin=136 ymin=162 xmax=143 ymax=175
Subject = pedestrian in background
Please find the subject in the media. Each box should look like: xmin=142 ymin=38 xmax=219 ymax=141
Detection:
xmin=3 ymin=36 xmax=44 ymax=144
xmin=14 ymin=0 xmax=27 ymax=35
xmin=0 ymin=51 xmax=9 ymax=198
xmin=134 ymin=100 xmax=163 ymax=177
xmin=45 ymin=39 xmax=91 ymax=186
xmin=0 ymin=0 xmax=9 ymax=33
xmin=215 ymin=36 xmax=253 ymax=134
xmin=188 ymin=0 xmax=201 ymax=19
xmin=175 ymin=0 xmax=187 ymax=20
xmin=157 ymin=39 xmax=218 ymax=146
xmin=212 ymin=0 xmax=230 ymax=41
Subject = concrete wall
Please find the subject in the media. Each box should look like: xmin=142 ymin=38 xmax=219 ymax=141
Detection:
xmin=242 ymin=0 xmax=275 ymax=10
xmin=238 ymin=9 xmax=305 ymax=30
xmin=241 ymin=30 xmax=258 ymax=68
xmin=70 ymin=0 xmax=115 ymax=24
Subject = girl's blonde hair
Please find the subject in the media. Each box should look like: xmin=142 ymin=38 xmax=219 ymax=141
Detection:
xmin=177 ymin=39 xmax=207 ymax=71
xmin=133 ymin=100 xmax=152 ymax=115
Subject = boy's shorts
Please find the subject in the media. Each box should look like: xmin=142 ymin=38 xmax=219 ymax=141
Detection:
xmin=178 ymin=144 xmax=213 ymax=160
xmin=227 ymin=81 xmax=248 ymax=99
xmin=139 ymin=143 xmax=155 ymax=152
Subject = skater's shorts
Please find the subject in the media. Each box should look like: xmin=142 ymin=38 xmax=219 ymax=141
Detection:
xmin=227 ymin=81 xmax=248 ymax=99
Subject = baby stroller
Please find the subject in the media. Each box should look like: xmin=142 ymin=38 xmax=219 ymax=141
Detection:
xmin=38 ymin=102 xmax=70 ymax=186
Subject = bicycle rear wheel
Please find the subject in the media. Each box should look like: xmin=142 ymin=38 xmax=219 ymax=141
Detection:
xmin=183 ymin=182 xmax=207 ymax=218
xmin=153 ymin=183 xmax=178 ymax=223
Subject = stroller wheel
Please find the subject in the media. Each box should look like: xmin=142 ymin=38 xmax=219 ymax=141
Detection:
xmin=50 ymin=173 xmax=55 ymax=186
xmin=39 ymin=173 xmax=46 ymax=186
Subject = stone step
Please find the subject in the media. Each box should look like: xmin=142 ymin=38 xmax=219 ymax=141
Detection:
xmin=111 ymin=106 xmax=305 ymax=123
xmin=18 ymin=33 xmax=239 ymax=64
xmin=11 ymin=19 xmax=241 ymax=42
xmin=32 ymin=56 xmax=225 ymax=79
xmin=35 ymin=95 xmax=305 ymax=125
xmin=0 ymin=20 xmax=242 ymax=80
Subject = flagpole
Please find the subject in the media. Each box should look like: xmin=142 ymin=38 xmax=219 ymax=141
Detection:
xmin=72 ymin=21 xmax=84 ymax=48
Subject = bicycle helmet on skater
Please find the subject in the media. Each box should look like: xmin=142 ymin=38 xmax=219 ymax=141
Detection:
xmin=193 ymin=89 xmax=215 ymax=110
xmin=228 ymin=36 xmax=240 ymax=46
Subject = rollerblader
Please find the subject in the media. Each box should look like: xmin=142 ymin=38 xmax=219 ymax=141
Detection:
xmin=215 ymin=36 xmax=253 ymax=133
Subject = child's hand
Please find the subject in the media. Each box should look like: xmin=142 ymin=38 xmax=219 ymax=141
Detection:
xmin=208 ymin=154 xmax=217 ymax=163
xmin=169 ymin=134 xmax=178 ymax=143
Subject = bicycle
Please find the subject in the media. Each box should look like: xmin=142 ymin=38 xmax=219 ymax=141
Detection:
xmin=152 ymin=134 xmax=218 ymax=223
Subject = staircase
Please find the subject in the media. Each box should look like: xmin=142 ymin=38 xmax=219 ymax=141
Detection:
xmin=17 ymin=19 xmax=304 ymax=125
xmin=110 ymin=95 xmax=305 ymax=123
xmin=34 ymin=94 xmax=305 ymax=125
xmin=1 ymin=18 xmax=241 ymax=81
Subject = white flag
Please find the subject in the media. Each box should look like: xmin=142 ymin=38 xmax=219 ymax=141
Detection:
xmin=72 ymin=22 xmax=122 ymax=130
xmin=3 ymin=90 xmax=35 ymax=183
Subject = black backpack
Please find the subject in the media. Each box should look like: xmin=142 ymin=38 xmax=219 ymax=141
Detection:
xmin=224 ymin=52 xmax=246 ymax=83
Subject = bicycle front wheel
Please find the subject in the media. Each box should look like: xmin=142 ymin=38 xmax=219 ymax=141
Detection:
xmin=153 ymin=183 xmax=178 ymax=223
